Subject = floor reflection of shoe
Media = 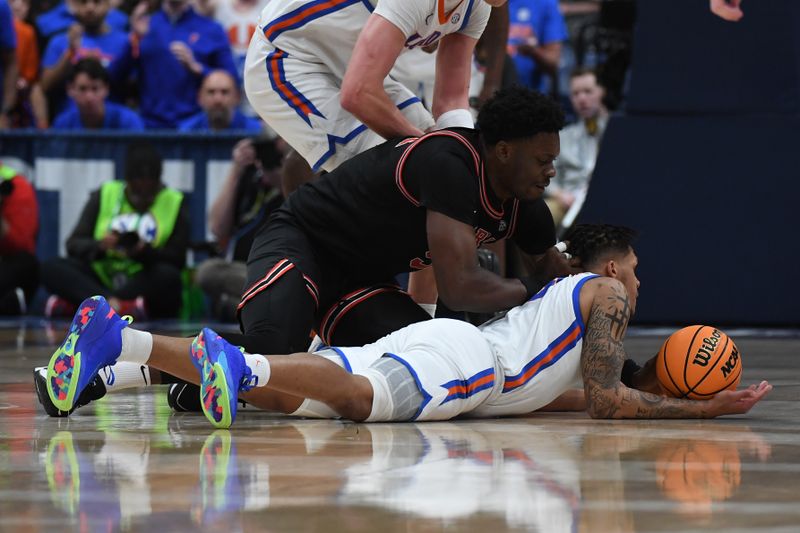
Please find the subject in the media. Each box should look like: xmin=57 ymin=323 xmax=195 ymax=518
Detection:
xmin=191 ymin=328 xmax=252 ymax=429
xmin=44 ymin=295 xmax=78 ymax=319
xmin=46 ymin=295 xmax=130 ymax=413
xmin=198 ymin=430 xmax=237 ymax=512
xmin=34 ymin=367 xmax=107 ymax=417
xmin=44 ymin=431 xmax=81 ymax=515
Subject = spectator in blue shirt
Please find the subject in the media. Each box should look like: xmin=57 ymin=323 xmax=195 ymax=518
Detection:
xmin=109 ymin=0 xmax=237 ymax=129
xmin=40 ymin=0 xmax=129 ymax=114
xmin=179 ymin=70 xmax=261 ymax=132
xmin=35 ymin=0 xmax=127 ymax=46
xmin=0 ymin=0 xmax=18 ymax=128
xmin=507 ymin=0 xmax=567 ymax=93
xmin=52 ymin=57 xmax=143 ymax=129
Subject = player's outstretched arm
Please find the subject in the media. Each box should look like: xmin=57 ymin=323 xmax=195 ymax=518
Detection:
xmin=580 ymin=279 xmax=771 ymax=419
xmin=431 ymin=32 xmax=477 ymax=122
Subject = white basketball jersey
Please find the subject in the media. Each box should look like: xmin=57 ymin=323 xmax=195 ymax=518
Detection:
xmin=473 ymin=273 xmax=600 ymax=417
xmin=257 ymin=0 xmax=490 ymax=77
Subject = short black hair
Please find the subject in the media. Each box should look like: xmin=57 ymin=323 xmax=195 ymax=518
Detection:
xmin=67 ymin=57 xmax=110 ymax=86
xmin=124 ymin=141 xmax=163 ymax=182
xmin=477 ymin=85 xmax=565 ymax=146
xmin=563 ymin=224 xmax=638 ymax=267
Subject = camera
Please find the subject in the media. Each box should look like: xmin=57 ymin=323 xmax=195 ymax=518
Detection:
xmin=116 ymin=231 xmax=141 ymax=249
xmin=252 ymin=137 xmax=282 ymax=170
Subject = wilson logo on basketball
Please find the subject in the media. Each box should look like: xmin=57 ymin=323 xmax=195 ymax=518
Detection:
xmin=692 ymin=329 xmax=722 ymax=367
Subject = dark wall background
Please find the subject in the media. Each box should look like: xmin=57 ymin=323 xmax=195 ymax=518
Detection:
xmin=577 ymin=0 xmax=800 ymax=325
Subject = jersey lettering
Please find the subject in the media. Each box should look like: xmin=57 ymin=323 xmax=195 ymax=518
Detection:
xmin=475 ymin=228 xmax=491 ymax=246
xmin=405 ymin=31 xmax=442 ymax=50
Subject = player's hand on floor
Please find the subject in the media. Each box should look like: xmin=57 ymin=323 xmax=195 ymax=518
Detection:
xmin=710 ymin=380 xmax=772 ymax=416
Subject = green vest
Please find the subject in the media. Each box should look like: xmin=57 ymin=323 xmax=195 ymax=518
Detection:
xmin=91 ymin=180 xmax=183 ymax=288
xmin=0 ymin=164 xmax=16 ymax=181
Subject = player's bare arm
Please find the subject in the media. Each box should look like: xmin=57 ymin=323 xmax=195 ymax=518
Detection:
xmin=475 ymin=3 xmax=510 ymax=107
xmin=340 ymin=14 xmax=426 ymax=139
xmin=431 ymin=32 xmax=477 ymax=120
xmin=426 ymin=210 xmax=528 ymax=312
xmin=580 ymin=278 xmax=770 ymax=419
xmin=710 ymin=0 xmax=744 ymax=21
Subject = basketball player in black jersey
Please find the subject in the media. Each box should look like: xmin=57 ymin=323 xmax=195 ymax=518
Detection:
xmin=35 ymin=86 xmax=582 ymax=417
xmin=235 ymin=86 xmax=580 ymax=356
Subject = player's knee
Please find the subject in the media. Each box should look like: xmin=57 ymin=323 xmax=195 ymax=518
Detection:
xmin=331 ymin=378 xmax=373 ymax=421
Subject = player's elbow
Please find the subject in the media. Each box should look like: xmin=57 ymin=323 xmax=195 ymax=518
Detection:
xmin=340 ymin=78 xmax=364 ymax=115
xmin=584 ymin=386 xmax=625 ymax=419
xmin=436 ymin=282 xmax=472 ymax=312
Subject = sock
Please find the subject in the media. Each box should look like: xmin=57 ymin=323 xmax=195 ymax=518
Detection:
xmin=243 ymin=353 xmax=270 ymax=387
xmin=119 ymin=328 xmax=153 ymax=365
xmin=98 ymin=362 xmax=152 ymax=391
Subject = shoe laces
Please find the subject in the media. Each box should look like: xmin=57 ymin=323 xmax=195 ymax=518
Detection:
xmin=239 ymin=365 xmax=256 ymax=393
xmin=121 ymin=315 xmax=134 ymax=325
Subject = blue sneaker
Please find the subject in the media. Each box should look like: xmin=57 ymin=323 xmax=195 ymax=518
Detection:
xmin=46 ymin=296 xmax=129 ymax=413
xmin=191 ymin=328 xmax=252 ymax=429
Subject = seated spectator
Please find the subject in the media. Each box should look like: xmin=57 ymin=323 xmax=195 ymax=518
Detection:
xmin=195 ymin=136 xmax=283 ymax=321
xmin=546 ymin=67 xmax=608 ymax=230
xmin=109 ymin=0 xmax=237 ymax=128
xmin=0 ymin=0 xmax=17 ymax=129
xmin=52 ymin=57 xmax=144 ymax=129
xmin=35 ymin=0 xmax=127 ymax=46
xmin=41 ymin=142 xmax=189 ymax=319
xmin=9 ymin=0 xmax=48 ymax=128
xmin=507 ymin=0 xmax=567 ymax=93
xmin=178 ymin=69 xmax=261 ymax=132
xmin=0 ymin=160 xmax=38 ymax=314
xmin=40 ymin=0 xmax=129 ymax=113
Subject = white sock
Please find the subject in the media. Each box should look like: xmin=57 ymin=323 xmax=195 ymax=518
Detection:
xmin=119 ymin=328 xmax=153 ymax=365
xmin=243 ymin=353 xmax=270 ymax=387
xmin=98 ymin=362 xmax=152 ymax=391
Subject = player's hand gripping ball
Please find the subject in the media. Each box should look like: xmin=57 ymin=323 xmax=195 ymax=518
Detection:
xmin=656 ymin=325 xmax=742 ymax=399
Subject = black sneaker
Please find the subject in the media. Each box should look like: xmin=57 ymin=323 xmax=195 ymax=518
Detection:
xmin=167 ymin=381 xmax=249 ymax=413
xmin=33 ymin=367 xmax=107 ymax=417
xmin=167 ymin=382 xmax=202 ymax=412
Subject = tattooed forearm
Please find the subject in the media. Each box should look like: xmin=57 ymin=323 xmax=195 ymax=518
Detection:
xmin=582 ymin=280 xmax=714 ymax=419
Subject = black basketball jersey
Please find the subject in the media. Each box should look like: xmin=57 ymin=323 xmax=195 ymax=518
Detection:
xmin=271 ymin=128 xmax=556 ymax=282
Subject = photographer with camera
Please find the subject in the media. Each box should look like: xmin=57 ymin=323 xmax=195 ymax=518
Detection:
xmin=41 ymin=141 xmax=189 ymax=319
xmin=0 ymin=161 xmax=38 ymax=314
xmin=195 ymin=136 xmax=283 ymax=321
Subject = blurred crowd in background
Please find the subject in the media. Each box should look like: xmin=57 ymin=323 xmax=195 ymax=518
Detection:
xmin=0 ymin=0 xmax=635 ymax=319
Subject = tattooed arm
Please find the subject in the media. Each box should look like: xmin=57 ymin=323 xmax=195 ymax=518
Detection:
xmin=581 ymin=279 xmax=770 ymax=419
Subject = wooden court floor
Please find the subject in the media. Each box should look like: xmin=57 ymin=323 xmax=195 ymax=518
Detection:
xmin=1 ymin=319 xmax=799 ymax=532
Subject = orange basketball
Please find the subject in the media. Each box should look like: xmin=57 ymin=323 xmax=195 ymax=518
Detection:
xmin=656 ymin=325 xmax=742 ymax=399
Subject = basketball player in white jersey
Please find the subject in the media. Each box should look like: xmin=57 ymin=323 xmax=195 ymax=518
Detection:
xmin=42 ymin=224 xmax=771 ymax=428
xmin=244 ymin=0 xmax=507 ymax=173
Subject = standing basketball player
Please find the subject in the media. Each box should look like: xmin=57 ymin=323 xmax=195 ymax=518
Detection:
xmin=244 ymin=0 xmax=508 ymax=173
xmin=42 ymin=224 xmax=771 ymax=427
